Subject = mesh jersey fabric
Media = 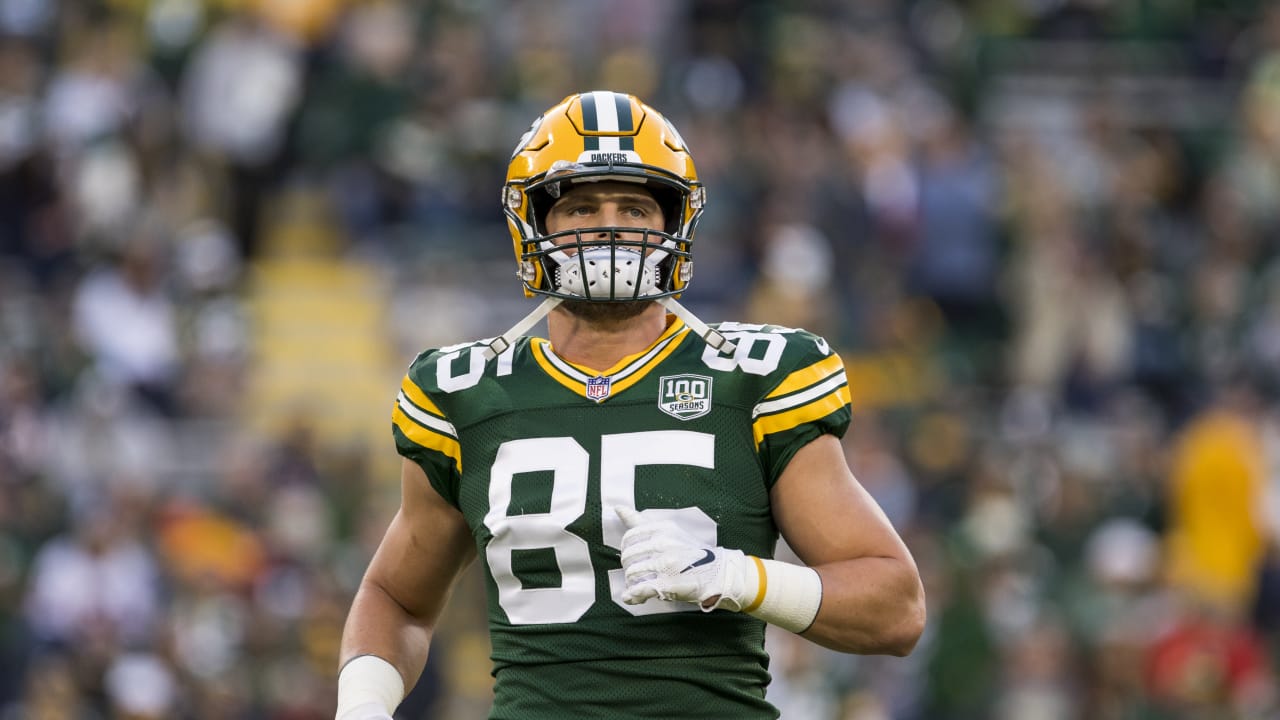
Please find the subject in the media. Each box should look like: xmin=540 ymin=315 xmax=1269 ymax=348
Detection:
xmin=391 ymin=318 xmax=851 ymax=719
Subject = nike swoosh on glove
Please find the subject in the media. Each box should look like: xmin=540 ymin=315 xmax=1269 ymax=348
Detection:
xmin=615 ymin=506 xmax=757 ymax=612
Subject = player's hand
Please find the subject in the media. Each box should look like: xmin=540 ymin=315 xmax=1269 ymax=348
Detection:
xmin=336 ymin=702 xmax=394 ymax=720
xmin=615 ymin=506 xmax=756 ymax=611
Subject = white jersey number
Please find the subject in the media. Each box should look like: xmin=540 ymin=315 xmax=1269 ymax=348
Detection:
xmin=700 ymin=323 xmax=789 ymax=375
xmin=483 ymin=431 xmax=716 ymax=624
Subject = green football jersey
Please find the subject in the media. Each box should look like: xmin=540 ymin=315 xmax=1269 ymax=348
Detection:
xmin=391 ymin=318 xmax=852 ymax=720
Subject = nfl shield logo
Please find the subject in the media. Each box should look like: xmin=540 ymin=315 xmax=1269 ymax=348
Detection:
xmin=586 ymin=375 xmax=612 ymax=402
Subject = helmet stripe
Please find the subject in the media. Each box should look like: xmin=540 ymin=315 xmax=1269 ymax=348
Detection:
xmin=581 ymin=92 xmax=599 ymax=130
xmin=614 ymin=94 xmax=635 ymax=150
xmin=582 ymin=91 xmax=637 ymax=152
xmin=613 ymin=93 xmax=633 ymax=131
xmin=581 ymin=92 xmax=600 ymax=151
xmin=592 ymin=90 xmax=619 ymax=131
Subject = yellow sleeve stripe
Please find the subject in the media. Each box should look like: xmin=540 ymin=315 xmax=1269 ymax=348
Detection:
xmin=400 ymin=375 xmax=445 ymax=418
xmin=754 ymin=372 xmax=848 ymax=419
xmin=752 ymin=384 xmax=851 ymax=448
xmin=393 ymin=404 xmax=462 ymax=472
xmin=765 ymin=353 xmax=844 ymax=400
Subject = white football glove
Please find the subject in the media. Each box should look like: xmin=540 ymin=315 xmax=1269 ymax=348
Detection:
xmin=616 ymin=506 xmax=758 ymax=612
xmin=336 ymin=702 xmax=393 ymax=720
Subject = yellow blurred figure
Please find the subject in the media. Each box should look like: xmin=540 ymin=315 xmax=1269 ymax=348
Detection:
xmin=1166 ymin=405 xmax=1267 ymax=610
xmin=102 ymin=0 xmax=349 ymax=44
xmin=248 ymin=0 xmax=346 ymax=42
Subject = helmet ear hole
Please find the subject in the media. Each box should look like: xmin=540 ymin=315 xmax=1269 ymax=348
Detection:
xmin=644 ymin=184 xmax=684 ymax=235
xmin=528 ymin=186 xmax=557 ymax=235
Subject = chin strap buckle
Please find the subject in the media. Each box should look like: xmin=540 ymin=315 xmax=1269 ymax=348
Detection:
xmin=484 ymin=297 xmax=564 ymax=359
xmin=657 ymin=297 xmax=737 ymax=354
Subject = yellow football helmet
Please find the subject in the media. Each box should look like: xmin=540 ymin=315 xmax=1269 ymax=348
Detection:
xmin=503 ymin=91 xmax=706 ymax=302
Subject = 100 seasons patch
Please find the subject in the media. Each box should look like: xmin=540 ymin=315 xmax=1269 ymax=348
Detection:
xmin=658 ymin=374 xmax=712 ymax=420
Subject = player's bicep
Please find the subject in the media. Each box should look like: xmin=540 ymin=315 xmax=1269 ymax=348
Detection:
xmin=364 ymin=459 xmax=476 ymax=623
xmin=770 ymin=434 xmax=910 ymax=566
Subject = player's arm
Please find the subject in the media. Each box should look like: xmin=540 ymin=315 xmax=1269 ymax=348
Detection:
xmin=617 ymin=434 xmax=924 ymax=657
xmin=335 ymin=458 xmax=476 ymax=719
xmin=771 ymin=433 xmax=925 ymax=655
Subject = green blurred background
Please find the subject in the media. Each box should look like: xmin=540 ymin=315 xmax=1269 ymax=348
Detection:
xmin=1 ymin=1 xmax=1278 ymax=718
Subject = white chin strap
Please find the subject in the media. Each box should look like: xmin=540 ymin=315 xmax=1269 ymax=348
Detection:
xmin=485 ymin=297 xmax=562 ymax=358
xmin=484 ymin=296 xmax=736 ymax=359
xmin=657 ymin=297 xmax=736 ymax=353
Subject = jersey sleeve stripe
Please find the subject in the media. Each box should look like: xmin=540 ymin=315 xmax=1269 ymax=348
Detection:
xmin=396 ymin=392 xmax=457 ymax=437
xmin=752 ymin=384 xmax=852 ymax=447
xmin=752 ymin=372 xmax=848 ymax=419
xmin=400 ymin=375 xmax=446 ymax=418
xmin=764 ymin=353 xmax=844 ymax=400
xmin=392 ymin=404 xmax=462 ymax=470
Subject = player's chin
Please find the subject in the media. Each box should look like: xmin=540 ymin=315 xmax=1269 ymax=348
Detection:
xmin=560 ymin=299 xmax=654 ymax=326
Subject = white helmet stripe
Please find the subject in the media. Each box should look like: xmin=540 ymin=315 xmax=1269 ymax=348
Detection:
xmin=591 ymin=90 xmax=620 ymax=131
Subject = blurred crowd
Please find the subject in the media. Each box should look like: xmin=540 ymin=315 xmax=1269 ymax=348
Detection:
xmin=2 ymin=0 xmax=1280 ymax=718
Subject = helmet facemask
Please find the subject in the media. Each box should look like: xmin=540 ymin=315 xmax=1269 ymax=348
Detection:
xmin=512 ymin=159 xmax=697 ymax=303
xmin=531 ymin=188 xmax=688 ymax=303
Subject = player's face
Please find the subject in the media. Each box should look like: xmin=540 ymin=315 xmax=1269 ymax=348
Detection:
xmin=545 ymin=182 xmax=666 ymax=247
xmin=545 ymin=182 xmax=666 ymax=323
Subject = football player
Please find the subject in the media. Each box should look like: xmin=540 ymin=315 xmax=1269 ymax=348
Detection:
xmin=335 ymin=91 xmax=926 ymax=719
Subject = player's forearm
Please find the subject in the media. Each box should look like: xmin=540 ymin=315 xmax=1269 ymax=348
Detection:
xmin=800 ymin=556 xmax=925 ymax=656
xmin=339 ymin=578 xmax=434 ymax=687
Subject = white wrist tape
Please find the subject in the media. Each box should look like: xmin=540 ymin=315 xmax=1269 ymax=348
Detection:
xmin=336 ymin=655 xmax=404 ymax=719
xmin=740 ymin=557 xmax=823 ymax=634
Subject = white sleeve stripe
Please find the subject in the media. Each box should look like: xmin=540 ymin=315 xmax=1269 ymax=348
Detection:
xmin=752 ymin=373 xmax=847 ymax=419
xmin=397 ymin=392 xmax=457 ymax=437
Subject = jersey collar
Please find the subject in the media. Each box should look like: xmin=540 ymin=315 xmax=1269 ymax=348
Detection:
xmin=531 ymin=316 xmax=690 ymax=402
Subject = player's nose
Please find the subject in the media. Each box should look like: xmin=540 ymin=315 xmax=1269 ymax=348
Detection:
xmin=599 ymin=205 xmax=624 ymax=228
xmin=601 ymin=204 xmax=645 ymax=232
